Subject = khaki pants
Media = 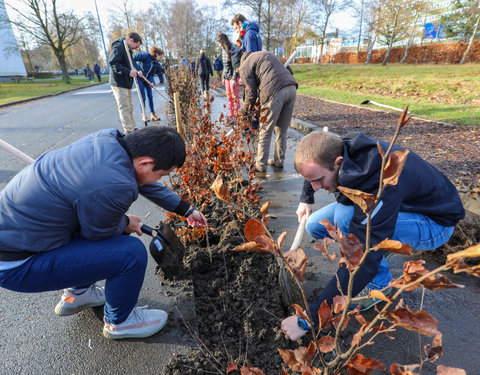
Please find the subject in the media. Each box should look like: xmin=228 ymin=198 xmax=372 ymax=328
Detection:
xmin=256 ymin=85 xmax=297 ymax=170
xmin=111 ymin=86 xmax=136 ymax=133
xmin=215 ymin=71 xmax=223 ymax=81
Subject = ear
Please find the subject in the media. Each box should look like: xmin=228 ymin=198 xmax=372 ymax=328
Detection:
xmin=133 ymin=156 xmax=154 ymax=170
xmin=334 ymin=156 xmax=343 ymax=169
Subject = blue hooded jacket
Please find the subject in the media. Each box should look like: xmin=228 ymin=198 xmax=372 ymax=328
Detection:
xmin=0 ymin=129 xmax=189 ymax=259
xmin=242 ymin=22 xmax=262 ymax=52
xmin=133 ymin=52 xmax=160 ymax=80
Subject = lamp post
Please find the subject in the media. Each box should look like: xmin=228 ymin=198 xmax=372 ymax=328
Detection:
xmin=94 ymin=0 xmax=109 ymax=72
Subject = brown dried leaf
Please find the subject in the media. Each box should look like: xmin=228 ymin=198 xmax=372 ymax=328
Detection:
xmin=390 ymin=363 xmax=420 ymax=375
xmin=254 ymin=235 xmax=277 ymax=254
xmin=374 ymin=239 xmax=412 ymax=255
xmin=368 ymin=289 xmax=392 ymax=303
xmin=210 ymin=175 xmax=230 ymax=202
xmin=346 ymin=353 xmax=386 ymax=373
xmin=339 ymin=233 xmax=364 ymax=270
xmin=260 ymin=200 xmax=271 ymax=215
xmin=332 ymin=315 xmax=350 ymax=331
xmin=451 ymin=262 xmax=480 ymax=277
xmin=318 ymin=335 xmax=335 ymax=353
xmin=292 ymin=304 xmax=308 ymax=320
xmin=277 ymin=231 xmax=287 ymax=250
xmin=333 ymin=295 xmax=347 ymax=314
xmin=383 ymin=149 xmax=410 ymax=188
xmin=338 ymin=186 xmax=376 ymax=214
xmin=284 ymin=248 xmax=308 ymax=281
xmin=446 ymin=244 xmax=480 ymax=262
xmin=240 ymin=364 xmax=265 ymax=375
xmin=318 ymin=300 xmax=332 ymax=330
xmin=351 ymin=324 xmax=368 ymax=347
xmin=436 ymin=365 xmax=466 ymax=375
xmin=402 ymin=260 xmax=464 ymax=291
xmin=278 ymin=342 xmax=315 ymax=372
xmin=227 ymin=361 xmax=239 ymax=374
xmin=244 ymin=219 xmax=266 ymax=241
xmin=314 ymin=240 xmax=338 ymax=262
xmin=377 ymin=141 xmax=385 ymax=158
xmin=233 ymin=241 xmax=258 ymax=252
xmin=319 ymin=219 xmax=338 ymax=239
xmin=384 ymin=307 xmax=439 ymax=336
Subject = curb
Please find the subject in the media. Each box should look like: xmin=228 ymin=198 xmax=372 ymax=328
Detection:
xmin=0 ymin=81 xmax=107 ymax=109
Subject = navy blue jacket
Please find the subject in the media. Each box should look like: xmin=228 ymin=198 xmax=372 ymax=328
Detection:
xmin=301 ymin=132 xmax=464 ymax=326
xmin=222 ymin=46 xmax=243 ymax=80
xmin=0 ymin=129 xmax=190 ymax=258
xmin=94 ymin=64 xmax=101 ymax=75
xmin=242 ymin=22 xmax=262 ymax=52
xmin=109 ymin=38 xmax=134 ymax=89
xmin=195 ymin=54 xmax=213 ymax=76
xmin=133 ymin=52 xmax=160 ymax=80
xmin=213 ymin=57 xmax=224 ymax=71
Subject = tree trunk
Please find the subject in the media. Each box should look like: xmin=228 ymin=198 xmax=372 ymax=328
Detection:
xmin=318 ymin=14 xmax=331 ymax=65
xmin=365 ymin=34 xmax=377 ymax=64
xmin=400 ymin=13 xmax=420 ymax=64
xmin=381 ymin=10 xmax=399 ymax=66
xmin=357 ymin=0 xmax=365 ymax=54
xmin=460 ymin=12 xmax=480 ymax=64
xmin=54 ymin=50 xmax=70 ymax=84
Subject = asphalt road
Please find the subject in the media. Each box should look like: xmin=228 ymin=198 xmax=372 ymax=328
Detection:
xmin=0 ymin=84 xmax=479 ymax=375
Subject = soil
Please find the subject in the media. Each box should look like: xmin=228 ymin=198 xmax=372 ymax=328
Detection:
xmin=292 ymin=94 xmax=480 ymax=190
xmin=164 ymin=199 xmax=298 ymax=374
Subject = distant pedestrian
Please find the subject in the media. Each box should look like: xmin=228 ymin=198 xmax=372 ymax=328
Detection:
xmin=180 ymin=56 xmax=188 ymax=67
xmin=133 ymin=46 xmax=165 ymax=122
xmin=231 ymin=13 xmax=262 ymax=52
xmin=216 ymin=33 xmax=243 ymax=123
xmin=195 ymin=48 xmax=213 ymax=98
xmin=213 ymin=55 xmax=224 ymax=81
xmin=85 ymin=64 xmax=93 ymax=82
xmin=93 ymin=63 xmax=102 ymax=82
xmin=109 ymin=32 xmax=144 ymax=134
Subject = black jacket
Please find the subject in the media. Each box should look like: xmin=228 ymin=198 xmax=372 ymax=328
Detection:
xmin=195 ymin=53 xmax=213 ymax=76
xmin=222 ymin=46 xmax=243 ymax=80
xmin=109 ymin=38 xmax=134 ymax=89
xmin=302 ymin=132 xmax=465 ymax=326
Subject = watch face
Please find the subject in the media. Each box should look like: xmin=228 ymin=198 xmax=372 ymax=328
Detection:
xmin=297 ymin=318 xmax=309 ymax=330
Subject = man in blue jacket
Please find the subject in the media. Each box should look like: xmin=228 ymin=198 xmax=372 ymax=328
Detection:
xmin=281 ymin=130 xmax=464 ymax=340
xmin=0 ymin=126 xmax=207 ymax=340
xmin=213 ymin=55 xmax=224 ymax=81
xmin=231 ymin=14 xmax=262 ymax=52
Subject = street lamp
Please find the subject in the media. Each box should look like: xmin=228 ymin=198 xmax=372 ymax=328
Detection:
xmin=94 ymin=0 xmax=109 ymax=73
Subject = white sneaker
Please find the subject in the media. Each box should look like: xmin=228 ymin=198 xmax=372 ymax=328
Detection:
xmin=55 ymin=284 xmax=105 ymax=316
xmin=103 ymin=306 xmax=168 ymax=339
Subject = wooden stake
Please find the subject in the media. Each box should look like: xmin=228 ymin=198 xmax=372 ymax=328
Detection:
xmin=173 ymin=92 xmax=184 ymax=139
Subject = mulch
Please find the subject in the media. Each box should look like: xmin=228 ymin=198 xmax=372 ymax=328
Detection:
xmin=293 ymin=94 xmax=480 ymax=191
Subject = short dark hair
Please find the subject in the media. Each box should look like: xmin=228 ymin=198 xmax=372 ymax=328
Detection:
xmin=124 ymin=126 xmax=186 ymax=170
xmin=128 ymin=32 xmax=142 ymax=44
xmin=231 ymin=14 xmax=246 ymax=25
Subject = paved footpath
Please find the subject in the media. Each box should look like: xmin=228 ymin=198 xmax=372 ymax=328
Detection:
xmin=0 ymin=84 xmax=478 ymax=374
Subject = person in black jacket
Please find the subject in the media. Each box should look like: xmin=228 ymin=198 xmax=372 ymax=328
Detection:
xmin=195 ymin=48 xmax=213 ymax=99
xmin=281 ymin=130 xmax=465 ymax=340
xmin=109 ymin=32 xmax=143 ymax=133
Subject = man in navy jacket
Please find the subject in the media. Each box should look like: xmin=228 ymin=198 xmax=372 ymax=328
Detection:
xmin=281 ymin=130 xmax=464 ymax=340
xmin=231 ymin=13 xmax=262 ymax=52
xmin=0 ymin=126 xmax=206 ymax=340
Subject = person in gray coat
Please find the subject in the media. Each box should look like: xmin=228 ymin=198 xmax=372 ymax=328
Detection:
xmin=238 ymin=51 xmax=297 ymax=172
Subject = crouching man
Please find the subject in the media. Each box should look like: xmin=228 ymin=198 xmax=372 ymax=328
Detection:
xmin=282 ymin=130 xmax=464 ymax=340
xmin=0 ymin=126 xmax=206 ymax=340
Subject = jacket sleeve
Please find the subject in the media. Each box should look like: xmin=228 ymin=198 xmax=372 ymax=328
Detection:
xmin=109 ymin=43 xmax=131 ymax=78
xmin=75 ymin=184 xmax=137 ymax=240
xmin=139 ymin=182 xmax=190 ymax=216
xmin=300 ymin=179 xmax=315 ymax=204
xmin=240 ymin=65 xmax=258 ymax=113
xmin=207 ymin=59 xmax=213 ymax=75
xmin=308 ymin=185 xmax=401 ymax=327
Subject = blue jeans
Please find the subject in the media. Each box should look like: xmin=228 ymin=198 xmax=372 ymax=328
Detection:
xmin=137 ymin=77 xmax=155 ymax=113
xmin=0 ymin=236 xmax=147 ymax=324
xmin=306 ymin=203 xmax=454 ymax=289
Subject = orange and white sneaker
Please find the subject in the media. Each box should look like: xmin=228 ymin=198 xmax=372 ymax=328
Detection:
xmin=54 ymin=284 xmax=105 ymax=316
xmin=103 ymin=306 xmax=168 ymax=340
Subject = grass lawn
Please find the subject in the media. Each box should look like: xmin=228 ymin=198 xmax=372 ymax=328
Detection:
xmin=291 ymin=63 xmax=480 ymax=127
xmin=0 ymin=77 xmax=98 ymax=106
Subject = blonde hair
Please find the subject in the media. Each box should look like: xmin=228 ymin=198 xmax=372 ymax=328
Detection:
xmin=294 ymin=131 xmax=344 ymax=173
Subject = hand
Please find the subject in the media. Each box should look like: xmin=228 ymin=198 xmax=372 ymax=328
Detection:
xmin=150 ymin=82 xmax=154 ymax=88
xmin=187 ymin=210 xmax=207 ymax=228
xmin=125 ymin=214 xmax=142 ymax=235
xmin=138 ymin=71 xmax=144 ymax=77
xmin=281 ymin=315 xmax=309 ymax=341
xmin=129 ymin=69 xmax=138 ymax=78
xmin=296 ymin=202 xmax=312 ymax=223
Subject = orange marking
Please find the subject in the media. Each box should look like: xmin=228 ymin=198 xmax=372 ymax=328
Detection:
xmin=64 ymin=296 xmax=75 ymax=303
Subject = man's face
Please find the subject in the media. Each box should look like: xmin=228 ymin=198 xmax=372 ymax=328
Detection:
xmin=234 ymin=21 xmax=242 ymax=33
xmin=156 ymin=54 xmax=164 ymax=61
xmin=127 ymin=38 xmax=141 ymax=50
xmin=134 ymin=157 xmax=176 ymax=186
xmin=299 ymin=159 xmax=342 ymax=193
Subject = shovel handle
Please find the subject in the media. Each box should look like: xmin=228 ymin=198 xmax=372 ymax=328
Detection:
xmin=288 ymin=215 xmax=307 ymax=251
xmin=141 ymin=224 xmax=156 ymax=237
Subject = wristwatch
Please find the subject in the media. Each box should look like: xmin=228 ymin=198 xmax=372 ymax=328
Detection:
xmin=297 ymin=317 xmax=311 ymax=331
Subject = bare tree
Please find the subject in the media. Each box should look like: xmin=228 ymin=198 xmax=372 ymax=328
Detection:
xmin=399 ymin=0 xmax=429 ymax=64
xmin=223 ymin=0 xmax=264 ymax=25
xmin=108 ymin=0 xmax=133 ymax=35
xmin=3 ymin=0 xmax=84 ymax=83
xmin=276 ymin=0 xmax=310 ymax=56
xmin=363 ymin=0 xmax=381 ymax=64
xmin=312 ymin=0 xmax=340 ymax=64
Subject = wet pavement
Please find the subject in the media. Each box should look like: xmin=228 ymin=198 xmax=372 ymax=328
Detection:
xmin=0 ymin=84 xmax=479 ymax=374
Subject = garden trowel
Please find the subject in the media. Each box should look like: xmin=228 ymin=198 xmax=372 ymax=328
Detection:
xmin=278 ymin=215 xmax=307 ymax=308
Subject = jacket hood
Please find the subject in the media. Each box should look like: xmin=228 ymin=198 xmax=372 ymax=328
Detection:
xmin=230 ymin=46 xmax=244 ymax=69
xmin=246 ymin=22 xmax=260 ymax=32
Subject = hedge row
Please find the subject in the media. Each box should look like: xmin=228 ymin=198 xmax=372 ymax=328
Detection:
xmin=325 ymin=40 xmax=480 ymax=64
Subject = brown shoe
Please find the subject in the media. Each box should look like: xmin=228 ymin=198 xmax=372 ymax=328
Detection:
xmin=150 ymin=112 xmax=160 ymax=121
xmin=268 ymin=159 xmax=284 ymax=168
